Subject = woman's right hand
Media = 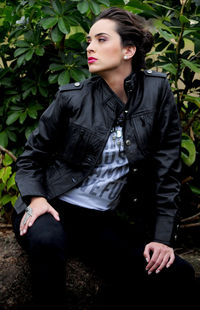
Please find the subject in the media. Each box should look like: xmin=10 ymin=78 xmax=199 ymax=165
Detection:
xmin=20 ymin=197 xmax=60 ymax=236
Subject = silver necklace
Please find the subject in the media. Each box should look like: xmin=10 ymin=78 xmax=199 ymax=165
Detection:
xmin=111 ymin=127 xmax=123 ymax=151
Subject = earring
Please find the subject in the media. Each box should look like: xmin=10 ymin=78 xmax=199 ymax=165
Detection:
xmin=124 ymin=55 xmax=129 ymax=60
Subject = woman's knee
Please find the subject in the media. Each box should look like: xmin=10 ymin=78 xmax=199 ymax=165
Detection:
xmin=25 ymin=213 xmax=67 ymax=259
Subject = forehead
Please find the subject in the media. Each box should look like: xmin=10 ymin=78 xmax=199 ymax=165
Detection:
xmin=88 ymin=19 xmax=118 ymax=36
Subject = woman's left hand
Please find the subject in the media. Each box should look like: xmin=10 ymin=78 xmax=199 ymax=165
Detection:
xmin=143 ymin=242 xmax=175 ymax=274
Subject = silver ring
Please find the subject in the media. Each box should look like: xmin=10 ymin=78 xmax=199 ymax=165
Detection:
xmin=23 ymin=206 xmax=33 ymax=225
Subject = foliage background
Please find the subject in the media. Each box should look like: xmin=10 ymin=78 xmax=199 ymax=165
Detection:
xmin=0 ymin=0 xmax=200 ymax=232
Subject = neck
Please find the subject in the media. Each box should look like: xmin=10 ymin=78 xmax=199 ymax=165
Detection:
xmin=100 ymin=67 xmax=132 ymax=104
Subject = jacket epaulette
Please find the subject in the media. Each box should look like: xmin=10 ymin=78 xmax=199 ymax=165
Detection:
xmin=59 ymin=81 xmax=84 ymax=92
xmin=143 ymin=70 xmax=167 ymax=78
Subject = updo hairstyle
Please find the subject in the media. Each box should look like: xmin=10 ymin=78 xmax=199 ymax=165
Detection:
xmin=94 ymin=7 xmax=154 ymax=72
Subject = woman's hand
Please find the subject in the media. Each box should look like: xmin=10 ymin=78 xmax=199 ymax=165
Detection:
xmin=143 ymin=242 xmax=175 ymax=274
xmin=20 ymin=197 xmax=60 ymax=236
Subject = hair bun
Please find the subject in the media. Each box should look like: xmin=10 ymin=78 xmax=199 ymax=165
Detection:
xmin=142 ymin=31 xmax=154 ymax=54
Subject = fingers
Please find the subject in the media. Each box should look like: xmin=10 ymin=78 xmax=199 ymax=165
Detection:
xmin=144 ymin=242 xmax=175 ymax=275
xmin=20 ymin=212 xmax=35 ymax=236
xmin=48 ymin=206 xmax=60 ymax=222
xmin=20 ymin=200 xmax=60 ymax=236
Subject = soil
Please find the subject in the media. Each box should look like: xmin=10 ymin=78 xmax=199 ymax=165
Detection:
xmin=0 ymin=224 xmax=200 ymax=310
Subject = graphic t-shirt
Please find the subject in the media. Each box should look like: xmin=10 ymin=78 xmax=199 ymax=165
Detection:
xmin=59 ymin=126 xmax=129 ymax=211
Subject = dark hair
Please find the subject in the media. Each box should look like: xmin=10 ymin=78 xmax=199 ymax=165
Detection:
xmin=94 ymin=7 xmax=154 ymax=72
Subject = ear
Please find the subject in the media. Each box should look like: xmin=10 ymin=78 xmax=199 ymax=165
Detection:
xmin=123 ymin=46 xmax=136 ymax=60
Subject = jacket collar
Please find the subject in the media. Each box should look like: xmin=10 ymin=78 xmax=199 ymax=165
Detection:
xmin=124 ymin=71 xmax=137 ymax=97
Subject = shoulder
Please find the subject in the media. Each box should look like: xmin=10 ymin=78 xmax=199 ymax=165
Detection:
xmin=59 ymin=76 xmax=98 ymax=93
xmin=143 ymin=69 xmax=167 ymax=78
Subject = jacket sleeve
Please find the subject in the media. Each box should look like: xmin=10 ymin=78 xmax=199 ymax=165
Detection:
xmin=15 ymin=91 xmax=67 ymax=204
xmin=152 ymin=79 xmax=182 ymax=246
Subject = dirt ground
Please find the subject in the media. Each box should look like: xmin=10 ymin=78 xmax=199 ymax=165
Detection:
xmin=0 ymin=224 xmax=200 ymax=310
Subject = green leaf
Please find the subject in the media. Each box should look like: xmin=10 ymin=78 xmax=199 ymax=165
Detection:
xmin=41 ymin=17 xmax=58 ymax=29
xmin=25 ymin=49 xmax=34 ymax=61
xmin=70 ymin=68 xmax=85 ymax=81
xmin=42 ymin=6 xmax=57 ymax=16
xmin=58 ymin=70 xmax=70 ymax=86
xmin=15 ymin=40 xmax=30 ymax=48
xmin=58 ymin=17 xmax=70 ymax=34
xmin=39 ymin=86 xmax=48 ymax=97
xmin=125 ymin=0 xmax=157 ymax=17
xmin=89 ymin=1 xmax=101 ymax=15
xmin=77 ymin=0 xmax=89 ymax=14
xmin=52 ymin=0 xmax=63 ymax=14
xmin=7 ymin=173 xmax=16 ymax=191
xmin=49 ymin=63 xmax=65 ymax=71
xmin=6 ymin=111 xmax=21 ymax=125
xmin=17 ymin=54 xmax=26 ymax=67
xmin=0 ymin=166 xmax=12 ymax=184
xmin=3 ymin=153 xmax=13 ymax=166
xmin=35 ymin=46 xmax=45 ymax=56
xmin=0 ymin=131 xmax=8 ymax=148
xmin=181 ymin=134 xmax=196 ymax=166
xmin=11 ymin=195 xmax=18 ymax=207
xmin=28 ymin=107 xmax=38 ymax=119
xmin=160 ymin=63 xmax=177 ymax=75
xmin=48 ymin=73 xmax=58 ymax=84
xmin=190 ymin=185 xmax=200 ymax=196
xmin=97 ymin=0 xmax=110 ymax=6
xmin=181 ymin=59 xmax=200 ymax=73
xmin=0 ymin=194 xmax=11 ymax=206
xmin=14 ymin=47 xmax=29 ymax=57
xmin=179 ymin=15 xmax=190 ymax=25
xmin=158 ymin=28 xmax=176 ymax=44
xmin=7 ymin=130 xmax=17 ymax=142
xmin=184 ymin=95 xmax=200 ymax=108
xmin=51 ymin=25 xmax=64 ymax=42
xmin=19 ymin=111 xmax=27 ymax=124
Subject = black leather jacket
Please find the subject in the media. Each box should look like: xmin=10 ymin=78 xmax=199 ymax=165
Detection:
xmin=15 ymin=70 xmax=182 ymax=246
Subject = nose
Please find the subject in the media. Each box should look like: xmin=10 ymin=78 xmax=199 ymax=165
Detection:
xmin=87 ymin=41 xmax=95 ymax=53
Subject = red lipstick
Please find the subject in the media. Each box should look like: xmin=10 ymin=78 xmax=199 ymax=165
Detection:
xmin=88 ymin=57 xmax=97 ymax=64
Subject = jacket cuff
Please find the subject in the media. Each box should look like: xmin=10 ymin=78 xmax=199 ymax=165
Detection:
xmin=153 ymin=215 xmax=177 ymax=246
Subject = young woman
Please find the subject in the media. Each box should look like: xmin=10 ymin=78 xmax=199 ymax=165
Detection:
xmin=12 ymin=7 xmax=195 ymax=310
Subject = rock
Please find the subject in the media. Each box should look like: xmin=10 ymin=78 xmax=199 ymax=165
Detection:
xmin=0 ymin=228 xmax=100 ymax=310
xmin=1 ymin=226 xmax=200 ymax=310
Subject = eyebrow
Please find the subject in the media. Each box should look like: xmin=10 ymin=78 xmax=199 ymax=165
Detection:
xmin=86 ymin=32 xmax=111 ymax=40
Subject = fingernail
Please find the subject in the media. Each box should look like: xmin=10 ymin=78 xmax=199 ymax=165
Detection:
xmin=28 ymin=222 xmax=32 ymax=227
xmin=148 ymin=271 xmax=152 ymax=275
xmin=23 ymin=229 xmax=26 ymax=234
xmin=156 ymin=270 xmax=160 ymax=274
xmin=166 ymin=264 xmax=170 ymax=268
xmin=146 ymin=258 xmax=149 ymax=263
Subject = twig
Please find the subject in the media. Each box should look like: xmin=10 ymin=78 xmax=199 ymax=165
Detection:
xmin=180 ymin=222 xmax=200 ymax=228
xmin=181 ymin=212 xmax=200 ymax=223
xmin=0 ymin=145 xmax=17 ymax=162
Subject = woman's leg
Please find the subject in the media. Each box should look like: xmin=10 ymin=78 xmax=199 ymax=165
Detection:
xmin=12 ymin=209 xmax=68 ymax=310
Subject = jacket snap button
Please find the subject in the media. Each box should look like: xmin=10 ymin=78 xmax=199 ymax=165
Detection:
xmin=147 ymin=70 xmax=152 ymax=74
xmin=74 ymin=82 xmax=80 ymax=87
xmin=133 ymin=168 xmax=138 ymax=173
xmin=72 ymin=177 xmax=77 ymax=183
xmin=125 ymin=139 xmax=131 ymax=146
xmin=133 ymin=198 xmax=138 ymax=203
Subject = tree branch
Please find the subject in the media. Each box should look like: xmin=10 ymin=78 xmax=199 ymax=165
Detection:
xmin=0 ymin=145 xmax=17 ymax=162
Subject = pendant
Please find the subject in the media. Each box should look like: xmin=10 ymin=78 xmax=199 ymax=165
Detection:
xmin=116 ymin=129 xmax=122 ymax=138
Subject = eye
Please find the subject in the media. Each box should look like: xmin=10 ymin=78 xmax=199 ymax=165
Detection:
xmin=98 ymin=37 xmax=106 ymax=42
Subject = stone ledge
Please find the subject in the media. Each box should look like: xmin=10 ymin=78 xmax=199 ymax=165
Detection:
xmin=0 ymin=229 xmax=100 ymax=310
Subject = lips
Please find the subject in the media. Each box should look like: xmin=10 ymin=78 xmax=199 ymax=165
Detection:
xmin=88 ymin=57 xmax=97 ymax=64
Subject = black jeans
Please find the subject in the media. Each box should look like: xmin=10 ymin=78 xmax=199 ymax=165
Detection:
xmin=12 ymin=200 xmax=196 ymax=309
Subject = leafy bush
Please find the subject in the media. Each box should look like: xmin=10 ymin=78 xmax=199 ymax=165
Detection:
xmin=0 ymin=0 xmax=200 ymax=226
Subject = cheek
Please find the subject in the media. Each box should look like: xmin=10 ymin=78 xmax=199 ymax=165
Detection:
xmin=103 ymin=46 xmax=122 ymax=61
